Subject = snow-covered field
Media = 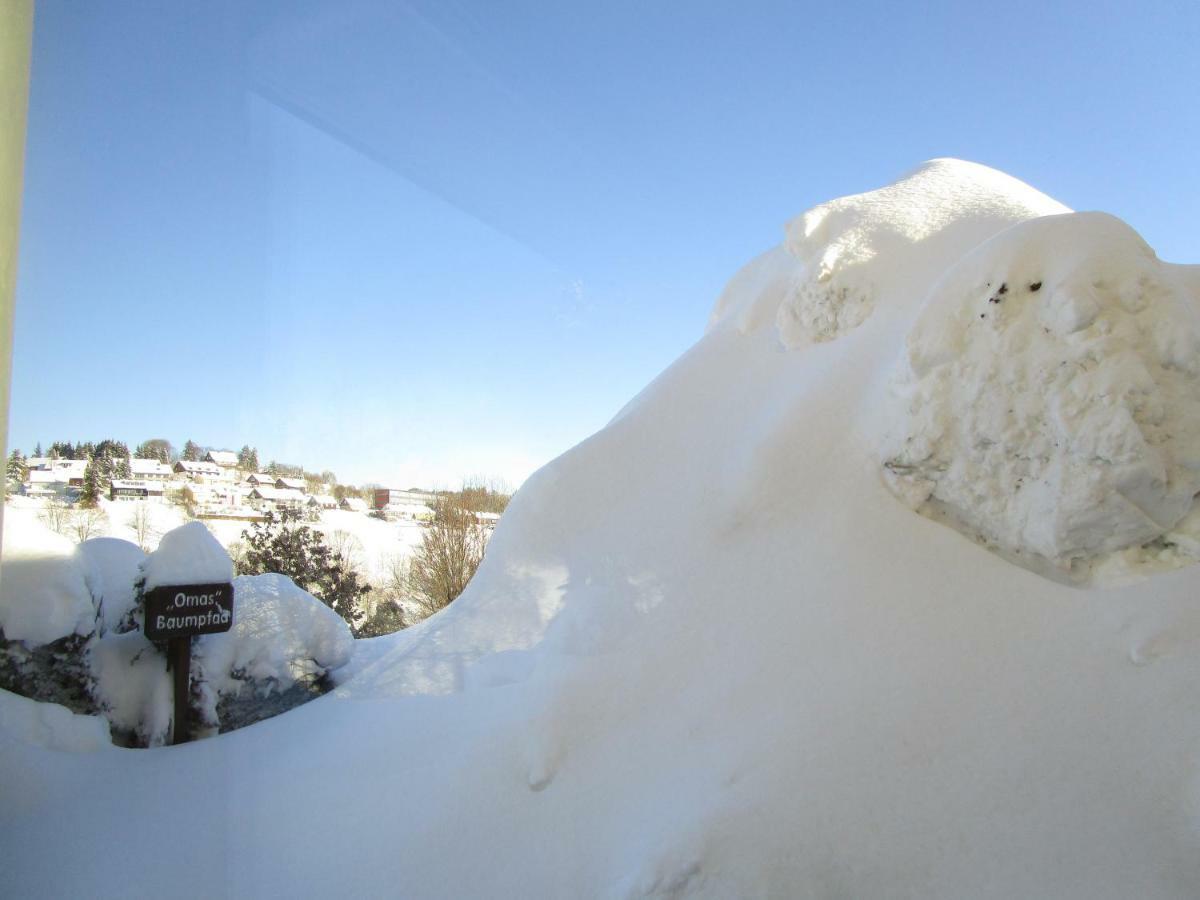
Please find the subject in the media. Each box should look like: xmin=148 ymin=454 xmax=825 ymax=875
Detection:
xmin=4 ymin=159 xmax=1200 ymax=897
xmin=3 ymin=495 xmax=426 ymax=585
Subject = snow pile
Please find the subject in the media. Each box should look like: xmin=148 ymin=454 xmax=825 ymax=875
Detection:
xmin=0 ymin=518 xmax=93 ymax=646
xmin=197 ymin=573 xmax=352 ymax=696
xmin=73 ymin=538 xmax=146 ymax=635
xmin=88 ymin=632 xmax=172 ymax=746
xmin=708 ymin=159 xmax=1069 ymax=346
xmin=140 ymin=521 xmax=234 ymax=592
xmin=884 ymin=212 xmax=1200 ymax=580
xmin=5 ymin=160 xmax=1200 ymax=898
xmin=0 ymin=688 xmax=111 ymax=753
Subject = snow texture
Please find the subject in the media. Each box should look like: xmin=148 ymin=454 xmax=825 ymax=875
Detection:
xmin=885 ymin=212 xmax=1200 ymax=581
xmin=0 ymin=518 xmax=94 ymax=646
xmin=4 ymin=159 xmax=1200 ymax=898
xmin=140 ymin=521 xmax=234 ymax=592
xmin=196 ymin=573 xmax=352 ymax=698
xmin=73 ymin=538 xmax=146 ymax=635
xmin=89 ymin=632 xmax=172 ymax=746
xmin=0 ymin=688 xmax=111 ymax=753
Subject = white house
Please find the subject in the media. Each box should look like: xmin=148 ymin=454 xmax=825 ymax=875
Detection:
xmin=174 ymin=460 xmax=222 ymax=480
xmin=25 ymin=469 xmax=75 ymax=499
xmin=130 ymin=458 xmax=172 ymax=480
xmin=275 ymin=477 xmax=306 ymax=493
xmin=247 ymin=486 xmax=306 ymax=510
xmin=308 ymin=494 xmax=338 ymax=510
xmin=204 ymin=450 xmax=239 ymax=468
xmin=339 ymin=497 xmax=369 ymax=513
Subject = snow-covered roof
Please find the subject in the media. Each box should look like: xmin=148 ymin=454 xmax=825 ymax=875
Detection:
xmin=174 ymin=460 xmax=221 ymax=475
xmin=205 ymin=450 xmax=239 ymax=467
xmin=28 ymin=469 xmax=68 ymax=484
xmin=308 ymin=494 xmax=338 ymax=507
xmin=248 ymin=486 xmax=306 ymax=502
xmin=130 ymin=459 xmax=172 ymax=476
xmin=245 ymin=472 xmax=274 ymax=484
xmin=339 ymin=497 xmax=369 ymax=512
xmin=276 ymin=477 xmax=306 ymax=491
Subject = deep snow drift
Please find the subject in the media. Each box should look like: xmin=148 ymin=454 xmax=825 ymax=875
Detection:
xmin=4 ymin=160 xmax=1200 ymax=898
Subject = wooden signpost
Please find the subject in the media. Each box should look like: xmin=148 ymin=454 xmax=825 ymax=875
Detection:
xmin=143 ymin=582 xmax=234 ymax=745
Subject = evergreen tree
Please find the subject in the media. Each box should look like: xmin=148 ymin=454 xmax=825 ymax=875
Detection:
xmin=237 ymin=445 xmax=259 ymax=471
xmin=134 ymin=439 xmax=172 ymax=463
xmin=237 ymin=510 xmax=370 ymax=631
xmin=33 ymin=441 xmax=43 ymax=458
xmin=77 ymin=441 xmax=96 ymax=460
xmin=79 ymin=460 xmax=103 ymax=507
xmin=181 ymin=440 xmax=202 ymax=461
xmin=49 ymin=441 xmax=73 ymax=459
xmin=5 ymin=449 xmax=27 ymax=491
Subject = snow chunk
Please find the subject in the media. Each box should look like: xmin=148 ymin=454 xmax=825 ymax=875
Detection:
xmin=0 ymin=519 xmax=94 ymax=646
xmin=0 ymin=687 xmax=111 ymax=753
xmin=90 ymin=632 xmax=172 ymax=747
xmin=141 ymin=521 xmax=233 ymax=592
xmin=73 ymin=538 xmax=146 ymax=636
xmin=196 ymin=574 xmax=352 ymax=696
xmin=885 ymin=211 xmax=1200 ymax=580
xmin=774 ymin=159 xmax=1068 ymax=347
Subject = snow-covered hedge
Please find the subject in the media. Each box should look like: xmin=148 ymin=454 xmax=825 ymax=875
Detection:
xmin=1 ymin=522 xmax=353 ymax=746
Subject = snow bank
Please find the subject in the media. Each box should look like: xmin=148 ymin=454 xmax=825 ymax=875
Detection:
xmin=0 ymin=518 xmax=93 ymax=646
xmin=73 ymin=538 xmax=145 ymax=635
xmin=140 ymin=521 xmax=233 ymax=592
xmin=196 ymin=574 xmax=352 ymax=696
xmin=6 ymin=160 xmax=1200 ymax=898
xmin=885 ymin=212 xmax=1200 ymax=581
xmin=709 ymin=159 xmax=1069 ymax=345
xmin=0 ymin=688 xmax=111 ymax=753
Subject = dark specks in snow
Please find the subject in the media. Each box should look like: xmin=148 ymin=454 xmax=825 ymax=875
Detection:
xmin=1030 ymin=281 xmax=1043 ymax=292
xmin=998 ymin=283 xmax=1008 ymax=294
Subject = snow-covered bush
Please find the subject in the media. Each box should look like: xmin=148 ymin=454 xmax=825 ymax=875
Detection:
xmin=2 ymin=520 xmax=354 ymax=747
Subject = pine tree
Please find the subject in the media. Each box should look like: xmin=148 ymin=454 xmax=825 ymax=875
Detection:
xmin=79 ymin=460 xmax=103 ymax=507
xmin=134 ymin=439 xmax=172 ymax=463
xmin=5 ymin=449 xmax=27 ymax=491
xmin=237 ymin=445 xmax=259 ymax=472
xmin=182 ymin=440 xmax=202 ymax=461
xmin=33 ymin=441 xmax=43 ymax=458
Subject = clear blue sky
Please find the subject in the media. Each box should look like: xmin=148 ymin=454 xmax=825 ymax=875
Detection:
xmin=11 ymin=0 xmax=1199 ymax=487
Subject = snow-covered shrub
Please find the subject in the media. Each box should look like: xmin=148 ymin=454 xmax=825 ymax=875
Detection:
xmin=3 ymin=520 xmax=353 ymax=746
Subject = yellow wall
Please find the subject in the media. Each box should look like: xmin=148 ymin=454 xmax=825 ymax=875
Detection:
xmin=0 ymin=2 xmax=34 ymax=557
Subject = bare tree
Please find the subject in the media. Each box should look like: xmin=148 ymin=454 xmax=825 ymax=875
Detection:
xmin=325 ymin=529 xmax=364 ymax=575
xmin=130 ymin=501 xmax=158 ymax=552
xmin=39 ymin=498 xmax=72 ymax=535
xmin=71 ymin=505 xmax=108 ymax=542
xmin=407 ymin=493 xmax=487 ymax=621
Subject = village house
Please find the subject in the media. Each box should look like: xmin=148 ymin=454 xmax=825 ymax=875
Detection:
xmin=339 ymin=496 xmax=369 ymax=513
xmin=129 ymin=458 xmax=173 ymax=480
xmin=275 ymin=476 xmax=306 ymax=493
xmin=109 ymin=479 xmax=166 ymax=501
xmin=25 ymin=468 xmax=77 ymax=499
xmin=203 ymin=449 xmax=239 ymax=469
xmin=173 ymin=460 xmax=222 ymax=481
xmin=244 ymin=472 xmax=275 ymax=487
xmin=372 ymin=488 xmax=437 ymax=510
xmin=307 ymin=494 xmax=338 ymax=511
xmin=247 ymin=486 xmax=306 ymax=511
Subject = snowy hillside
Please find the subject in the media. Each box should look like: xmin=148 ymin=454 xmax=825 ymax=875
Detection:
xmin=4 ymin=159 xmax=1200 ymax=898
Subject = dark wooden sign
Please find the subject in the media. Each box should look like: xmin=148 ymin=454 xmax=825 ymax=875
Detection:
xmin=144 ymin=582 xmax=234 ymax=641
